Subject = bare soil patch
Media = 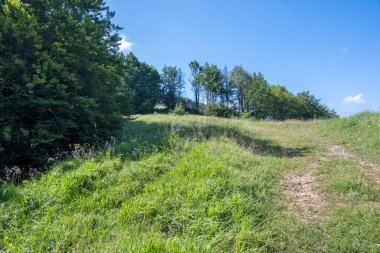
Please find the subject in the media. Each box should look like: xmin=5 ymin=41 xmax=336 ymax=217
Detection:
xmin=283 ymin=168 xmax=327 ymax=223
xmin=328 ymin=145 xmax=355 ymax=159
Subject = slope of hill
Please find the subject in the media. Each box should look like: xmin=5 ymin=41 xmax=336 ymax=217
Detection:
xmin=1 ymin=113 xmax=380 ymax=252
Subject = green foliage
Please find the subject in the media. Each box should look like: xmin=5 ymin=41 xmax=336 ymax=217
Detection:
xmin=171 ymin=104 xmax=186 ymax=115
xmin=221 ymin=66 xmax=235 ymax=108
xmin=267 ymin=85 xmax=298 ymax=120
xmin=191 ymin=63 xmax=334 ymax=120
xmin=199 ymin=63 xmax=224 ymax=104
xmin=294 ymin=91 xmax=336 ymax=119
xmin=124 ymin=53 xmax=162 ymax=114
xmin=189 ymin=60 xmax=202 ymax=111
xmin=245 ymin=72 xmax=271 ymax=119
xmin=160 ymin=66 xmax=185 ymax=110
xmin=0 ymin=0 xmax=129 ymax=172
xmin=230 ymin=66 xmax=251 ymax=112
xmin=239 ymin=112 xmax=253 ymax=119
xmin=204 ymin=104 xmax=236 ymax=118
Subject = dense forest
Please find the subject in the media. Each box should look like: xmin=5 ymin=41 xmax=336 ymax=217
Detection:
xmin=0 ymin=0 xmax=336 ymax=175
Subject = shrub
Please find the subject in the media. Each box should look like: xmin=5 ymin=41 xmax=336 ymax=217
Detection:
xmin=172 ymin=105 xmax=186 ymax=115
xmin=204 ymin=104 xmax=236 ymax=118
xmin=240 ymin=112 xmax=253 ymax=119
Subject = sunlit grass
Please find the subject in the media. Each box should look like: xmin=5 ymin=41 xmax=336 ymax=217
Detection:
xmin=1 ymin=113 xmax=380 ymax=252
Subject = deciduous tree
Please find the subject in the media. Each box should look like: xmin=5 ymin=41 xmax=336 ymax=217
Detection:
xmin=160 ymin=66 xmax=184 ymax=110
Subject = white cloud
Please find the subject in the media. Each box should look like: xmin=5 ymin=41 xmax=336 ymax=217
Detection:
xmin=119 ymin=35 xmax=133 ymax=52
xmin=342 ymin=94 xmax=365 ymax=104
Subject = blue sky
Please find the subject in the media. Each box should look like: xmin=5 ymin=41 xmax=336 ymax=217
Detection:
xmin=107 ymin=0 xmax=380 ymax=116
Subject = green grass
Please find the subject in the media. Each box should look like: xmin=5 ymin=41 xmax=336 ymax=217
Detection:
xmin=326 ymin=111 xmax=380 ymax=163
xmin=1 ymin=113 xmax=380 ymax=252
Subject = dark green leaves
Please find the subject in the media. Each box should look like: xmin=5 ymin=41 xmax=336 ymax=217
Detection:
xmin=0 ymin=0 xmax=128 ymax=172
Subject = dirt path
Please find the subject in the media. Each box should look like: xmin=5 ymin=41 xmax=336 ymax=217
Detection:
xmin=244 ymin=124 xmax=329 ymax=222
xmin=328 ymin=145 xmax=380 ymax=184
xmin=283 ymin=143 xmax=380 ymax=222
xmin=243 ymin=121 xmax=380 ymax=223
xmin=283 ymin=169 xmax=327 ymax=222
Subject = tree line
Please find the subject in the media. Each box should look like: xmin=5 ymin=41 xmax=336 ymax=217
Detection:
xmin=125 ymin=55 xmax=337 ymax=120
xmin=187 ymin=62 xmax=337 ymax=119
xmin=0 ymin=0 xmax=336 ymax=174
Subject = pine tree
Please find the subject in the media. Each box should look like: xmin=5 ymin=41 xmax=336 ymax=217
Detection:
xmin=0 ymin=0 xmax=129 ymax=172
xmin=124 ymin=53 xmax=162 ymax=113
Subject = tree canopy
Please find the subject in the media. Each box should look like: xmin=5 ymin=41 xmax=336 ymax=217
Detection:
xmin=189 ymin=63 xmax=337 ymax=120
xmin=160 ymin=66 xmax=185 ymax=110
xmin=124 ymin=53 xmax=162 ymax=114
xmin=0 ymin=0 xmax=127 ymax=171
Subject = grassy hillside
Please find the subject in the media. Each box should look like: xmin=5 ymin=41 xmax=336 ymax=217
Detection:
xmin=326 ymin=112 xmax=380 ymax=163
xmin=1 ymin=113 xmax=380 ymax=252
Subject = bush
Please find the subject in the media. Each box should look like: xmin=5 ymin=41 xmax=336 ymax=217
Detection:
xmin=239 ymin=112 xmax=253 ymax=119
xmin=204 ymin=104 xmax=236 ymax=118
xmin=172 ymin=105 xmax=186 ymax=115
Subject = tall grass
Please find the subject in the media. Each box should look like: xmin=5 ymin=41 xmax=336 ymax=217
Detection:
xmin=1 ymin=113 xmax=380 ymax=252
xmin=0 ymin=118 xmax=293 ymax=252
xmin=327 ymin=111 xmax=380 ymax=162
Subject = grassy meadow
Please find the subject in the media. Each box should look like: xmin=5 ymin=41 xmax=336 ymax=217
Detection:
xmin=1 ymin=112 xmax=380 ymax=252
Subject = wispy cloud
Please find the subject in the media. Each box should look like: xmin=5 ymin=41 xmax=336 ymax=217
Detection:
xmin=342 ymin=94 xmax=365 ymax=104
xmin=119 ymin=35 xmax=134 ymax=52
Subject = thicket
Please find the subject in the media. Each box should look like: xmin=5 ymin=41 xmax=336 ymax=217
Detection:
xmin=0 ymin=0 xmax=128 ymax=172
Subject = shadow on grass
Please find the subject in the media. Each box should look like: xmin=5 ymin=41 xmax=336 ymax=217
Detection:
xmin=115 ymin=120 xmax=314 ymax=160
xmin=0 ymin=119 xmax=314 ymax=202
